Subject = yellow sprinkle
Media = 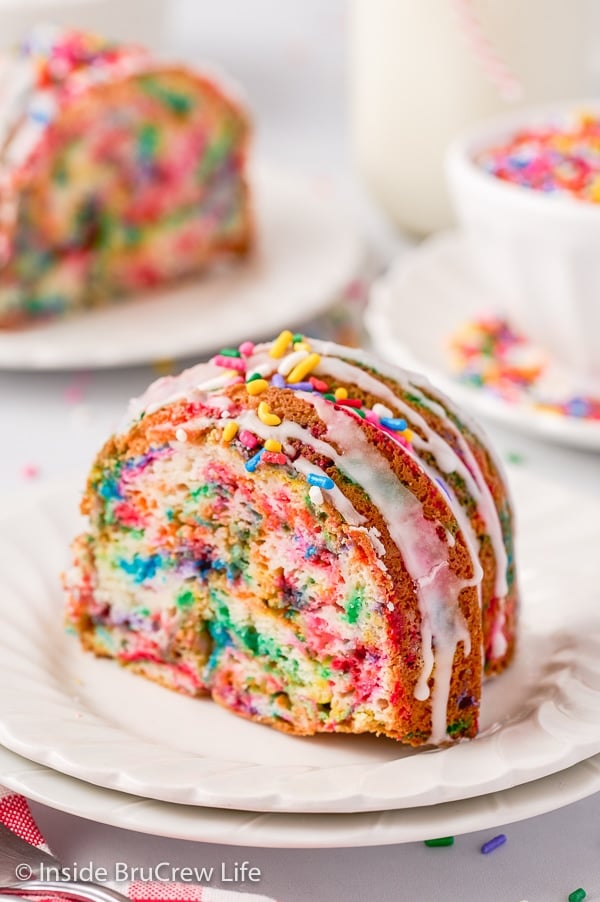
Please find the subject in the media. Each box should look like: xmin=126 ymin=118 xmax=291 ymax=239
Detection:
xmin=265 ymin=438 xmax=282 ymax=452
xmin=403 ymin=429 xmax=414 ymax=443
xmin=246 ymin=378 xmax=269 ymax=395
xmin=269 ymin=330 xmax=293 ymax=359
xmin=589 ymin=176 xmax=600 ymax=203
xmin=152 ymin=357 xmax=175 ymax=376
xmin=287 ymin=352 xmax=321 ymax=384
xmin=258 ymin=401 xmax=281 ymax=426
xmin=334 ymin=387 xmax=348 ymax=400
xmin=222 ymin=421 xmax=238 ymax=443
xmin=294 ymin=341 xmax=312 ymax=353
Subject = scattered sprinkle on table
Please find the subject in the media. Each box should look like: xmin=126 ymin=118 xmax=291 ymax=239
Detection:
xmin=152 ymin=357 xmax=175 ymax=376
xmin=448 ymin=315 xmax=600 ymax=422
xmin=481 ymin=833 xmax=507 ymax=854
xmin=568 ymin=890 xmax=586 ymax=902
xmin=21 ymin=463 xmax=39 ymax=480
xmin=505 ymin=451 xmax=525 ymax=465
xmin=424 ymin=836 xmax=454 ymax=847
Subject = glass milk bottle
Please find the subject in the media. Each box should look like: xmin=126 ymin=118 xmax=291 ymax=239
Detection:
xmin=350 ymin=0 xmax=596 ymax=235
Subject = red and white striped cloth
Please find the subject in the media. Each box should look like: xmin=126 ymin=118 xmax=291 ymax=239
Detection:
xmin=0 ymin=786 xmax=278 ymax=902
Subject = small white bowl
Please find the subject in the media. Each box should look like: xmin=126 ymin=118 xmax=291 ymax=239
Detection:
xmin=446 ymin=102 xmax=600 ymax=390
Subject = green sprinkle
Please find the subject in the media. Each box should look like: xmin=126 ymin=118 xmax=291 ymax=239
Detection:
xmin=292 ymin=333 xmax=304 ymax=344
xmin=124 ymin=223 xmax=142 ymax=247
xmin=345 ymin=591 xmax=363 ymax=625
xmin=323 ymin=393 xmax=336 ymax=401
xmin=505 ymin=451 xmax=525 ymax=465
xmin=247 ymin=372 xmax=262 ymax=382
xmin=569 ymin=890 xmax=586 ymax=902
xmin=424 ymin=837 xmax=454 ymax=847
xmin=164 ymin=91 xmax=193 ymax=115
xmin=447 ymin=719 xmax=470 ymax=735
xmin=139 ymin=122 xmax=158 ymax=159
xmin=176 ymin=589 xmax=195 ymax=610
xmin=140 ymin=78 xmax=194 ymax=115
xmin=220 ymin=348 xmax=242 ymax=358
xmin=354 ymin=408 xmax=366 ymax=418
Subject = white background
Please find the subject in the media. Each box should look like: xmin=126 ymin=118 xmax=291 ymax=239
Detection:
xmin=2 ymin=2 xmax=600 ymax=900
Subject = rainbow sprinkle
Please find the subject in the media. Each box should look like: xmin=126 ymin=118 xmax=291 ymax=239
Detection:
xmin=477 ymin=112 xmax=600 ymax=202
xmin=448 ymin=316 xmax=600 ymax=421
xmin=481 ymin=833 xmax=506 ymax=854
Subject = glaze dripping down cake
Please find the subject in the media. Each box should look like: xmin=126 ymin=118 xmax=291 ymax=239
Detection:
xmin=64 ymin=333 xmax=518 ymax=746
xmin=0 ymin=26 xmax=252 ymax=326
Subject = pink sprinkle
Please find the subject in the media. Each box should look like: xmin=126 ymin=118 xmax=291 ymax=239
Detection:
xmin=345 ymin=278 xmax=367 ymax=301
xmin=22 ymin=464 xmax=39 ymax=480
xmin=262 ymin=451 xmax=287 ymax=465
xmin=239 ymin=341 xmax=255 ymax=357
xmin=63 ymin=371 xmax=91 ymax=404
xmin=309 ymin=376 xmax=329 ymax=392
xmin=239 ymin=430 xmax=259 ymax=449
xmin=364 ymin=409 xmax=379 ymax=424
xmin=212 ymin=355 xmax=246 ymax=373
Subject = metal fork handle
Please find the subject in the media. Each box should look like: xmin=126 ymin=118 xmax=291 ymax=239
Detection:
xmin=1 ymin=881 xmax=129 ymax=902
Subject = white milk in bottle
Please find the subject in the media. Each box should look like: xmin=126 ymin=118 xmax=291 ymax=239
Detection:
xmin=350 ymin=0 xmax=596 ymax=235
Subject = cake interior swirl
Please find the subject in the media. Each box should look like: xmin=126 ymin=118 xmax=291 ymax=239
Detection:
xmin=64 ymin=333 xmax=518 ymax=746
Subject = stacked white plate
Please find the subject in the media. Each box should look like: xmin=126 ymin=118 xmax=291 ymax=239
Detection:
xmin=0 ymin=466 xmax=600 ymax=848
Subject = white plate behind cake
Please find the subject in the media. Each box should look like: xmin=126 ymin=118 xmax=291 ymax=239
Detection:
xmin=0 ymin=164 xmax=363 ymax=371
xmin=365 ymin=231 xmax=600 ymax=451
xmin=3 ymin=742 xmax=600 ymax=848
xmin=0 ymin=470 xmax=599 ymax=813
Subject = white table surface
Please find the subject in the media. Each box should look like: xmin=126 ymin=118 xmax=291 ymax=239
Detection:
xmin=2 ymin=2 xmax=600 ymax=900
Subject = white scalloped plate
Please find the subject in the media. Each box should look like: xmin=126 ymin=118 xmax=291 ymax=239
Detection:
xmin=3 ymin=742 xmax=600 ymax=847
xmin=0 ymin=474 xmax=599 ymax=813
xmin=365 ymin=231 xmax=600 ymax=451
xmin=0 ymin=164 xmax=362 ymax=370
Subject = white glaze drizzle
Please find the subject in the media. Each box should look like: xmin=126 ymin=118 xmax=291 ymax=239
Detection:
xmin=290 ymin=455 xmax=367 ymax=528
xmin=233 ymin=398 xmax=475 ymax=743
xmin=126 ymin=337 xmax=514 ymax=737
xmin=309 ymin=340 xmax=511 ymax=657
xmin=310 ymin=349 xmax=509 ymax=658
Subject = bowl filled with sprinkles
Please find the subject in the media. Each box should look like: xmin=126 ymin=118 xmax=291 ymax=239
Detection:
xmin=446 ymin=104 xmax=600 ymax=391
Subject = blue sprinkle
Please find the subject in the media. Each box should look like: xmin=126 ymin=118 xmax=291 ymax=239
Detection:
xmin=118 ymin=553 xmax=162 ymax=583
xmin=286 ymin=381 xmax=314 ymax=391
xmin=271 ymin=373 xmax=286 ymax=389
xmin=481 ymin=834 xmax=506 ymax=854
xmin=30 ymin=109 xmax=52 ymax=124
xmin=435 ymin=477 xmax=452 ymax=500
xmin=380 ymin=417 xmax=408 ymax=431
xmin=567 ymin=397 xmax=590 ymax=418
xmin=245 ymin=449 xmax=264 ymax=472
xmin=304 ymin=545 xmax=318 ymax=560
xmin=98 ymin=477 xmax=122 ymax=500
xmin=307 ymin=473 xmax=335 ymax=490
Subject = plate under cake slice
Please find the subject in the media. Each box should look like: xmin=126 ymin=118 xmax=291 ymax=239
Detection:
xmin=0 ymin=26 xmax=252 ymax=326
xmin=64 ymin=333 xmax=518 ymax=747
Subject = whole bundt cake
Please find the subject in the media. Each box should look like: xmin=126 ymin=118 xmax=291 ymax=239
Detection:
xmin=64 ymin=333 xmax=518 ymax=746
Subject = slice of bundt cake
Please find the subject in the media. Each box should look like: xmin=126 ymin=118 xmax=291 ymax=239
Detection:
xmin=0 ymin=26 xmax=252 ymax=326
xmin=64 ymin=333 xmax=518 ymax=746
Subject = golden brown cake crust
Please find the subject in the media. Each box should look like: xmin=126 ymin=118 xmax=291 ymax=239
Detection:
xmin=66 ymin=337 xmax=518 ymax=747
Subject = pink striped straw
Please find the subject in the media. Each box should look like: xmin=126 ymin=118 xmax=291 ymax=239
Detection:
xmin=451 ymin=0 xmax=522 ymax=102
